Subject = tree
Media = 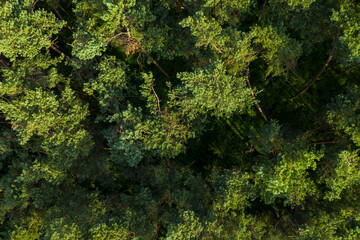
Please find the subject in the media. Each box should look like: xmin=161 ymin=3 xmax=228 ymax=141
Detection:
xmin=1 ymin=0 xmax=360 ymax=238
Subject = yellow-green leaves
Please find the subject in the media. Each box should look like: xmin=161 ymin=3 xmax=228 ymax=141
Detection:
xmin=327 ymin=87 xmax=360 ymax=147
xmin=258 ymin=146 xmax=323 ymax=205
xmin=0 ymin=0 xmax=65 ymax=61
xmin=177 ymin=61 xmax=253 ymax=117
xmin=180 ymin=12 xmax=225 ymax=53
xmin=325 ymin=150 xmax=360 ymax=201
xmin=332 ymin=1 xmax=360 ymax=64
xmin=277 ymin=0 xmax=316 ymax=9
xmin=251 ymin=25 xmax=302 ymax=77
xmin=252 ymin=121 xmax=324 ymax=205
xmin=0 ymin=87 xmax=90 ymax=150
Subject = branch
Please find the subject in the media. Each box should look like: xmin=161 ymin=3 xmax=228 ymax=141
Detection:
xmin=142 ymin=50 xmax=170 ymax=78
xmin=291 ymin=35 xmax=338 ymax=100
xmin=39 ymin=38 xmax=70 ymax=60
xmin=246 ymin=68 xmax=268 ymax=121
xmin=229 ymin=143 xmax=255 ymax=157
xmin=0 ymin=59 xmax=9 ymax=69
xmin=151 ymin=84 xmax=161 ymax=113
xmin=49 ymin=43 xmax=64 ymax=56
xmin=50 ymin=4 xmax=73 ymax=32
xmin=123 ymin=25 xmax=169 ymax=78
xmin=105 ymin=32 xmax=128 ymax=45
xmin=211 ymin=43 xmax=222 ymax=53
xmin=258 ymin=0 xmax=268 ymax=21
xmin=51 ymin=4 xmax=64 ymax=20
xmin=177 ymin=160 xmax=196 ymax=169
xmin=57 ymin=4 xmax=71 ymax=18
xmin=260 ymin=74 xmax=275 ymax=86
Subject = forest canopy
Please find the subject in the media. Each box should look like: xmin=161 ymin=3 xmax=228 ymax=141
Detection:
xmin=0 ymin=0 xmax=360 ymax=239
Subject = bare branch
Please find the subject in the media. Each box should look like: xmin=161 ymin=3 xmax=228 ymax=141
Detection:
xmin=105 ymin=32 xmax=128 ymax=45
xmin=246 ymin=68 xmax=268 ymax=121
xmin=311 ymin=140 xmax=341 ymax=145
xmin=258 ymin=0 xmax=268 ymax=21
xmin=0 ymin=59 xmax=9 ymax=69
xmin=142 ymin=50 xmax=170 ymax=78
xmin=291 ymin=35 xmax=338 ymax=100
xmin=151 ymin=84 xmax=162 ymax=113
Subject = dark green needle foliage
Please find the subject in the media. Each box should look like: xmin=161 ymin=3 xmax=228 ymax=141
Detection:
xmin=1 ymin=0 xmax=360 ymax=239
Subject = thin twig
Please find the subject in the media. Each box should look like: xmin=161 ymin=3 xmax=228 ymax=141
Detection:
xmin=311 ymin=140 xmax=341 ymax=145
xmin=49 ymin=44 xmax=64 ymax=56
xmin=177 ymin=161 xmax=196 ymax=169
xmin=261 ymin=75 xmax=275 ymax=85
xmin=246 ymin=68 xmax=268 ymax=121
xmin=39 ymin=38 xmax=69 ymax=59
xmin=322 ymin=130 xmax=344 ymax=134
xmin=229 ymin=143 xmax=255 ymax=157
xmin=291 ymin=35 xmax=338 ymax=100
xmin=31 ymin=0 xmax=39 ymax=12
xmin=289 ymin=67 xmax=305 ymax=82
xmin=338 ymin=63 xmax=360 ymax=75
xmin=303 ymin=124 xmax=328 ymax=135
xmin=0 ymin=95 xmax=10 ymax=102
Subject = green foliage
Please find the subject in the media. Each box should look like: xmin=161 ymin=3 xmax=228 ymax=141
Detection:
xmin=297 ymin=209 xmax=360 ymax=239
xmin=106 ymin=102 xmax=197 ymax=166
xmin=84 ymin=56 xmax=127 ymax=108
xmin=180 ymin=11 xmax=226 ymax=53
xmin=325 ymin=150 xmax=360 ymax=201
xmin=165 ymin=211 xmax=204 ymax=240
xmin=253 ymin=122 xmax=324 ymax=205
xmin=256 ymin=142 xmax=323 ymax=205
xmin=327 ymin=87 xmax=360 ymax=146
xmin=176 ymin=61 xmax=253 ymax=117
xmin=0 ymin=0 xmax=65 ymax=61
xmin=202 ymin=0 xmax=254 ymax=25
xmin=1 ymin=0 xmax=360 ymax=239
xmin=71 ymin=0 xmax=131 ymax=60
xmin=0 ymin=56 xmax=64 ymax=96
xmin=0 ymin=87 xmax=90 ymax=151
xmin=90 ymin=219 xmax=132 ymax=240
xmin=45 ymin=219 xmax=83 ymax=240
xmin=211 ymin=170 xmax=254 ymax=214
xmin=332 ymin=1 xmax=360 ymax=64
xmin=277 ymin=0 xmax=316 ymax=9
xmin=251 ymin=25 xmax=303 ymax=76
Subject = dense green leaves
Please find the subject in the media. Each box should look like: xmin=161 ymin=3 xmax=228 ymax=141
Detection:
xmin=1 ymin=87 xmax=89 ymax=147
xmin=332 ymin=1 xmax=360 ymax=64
xmin=1 ymin=0 xmax=360 ymax=239
xmin=176 ymin=61 xmax=253 ymax=117
xmin=0 ymin=0 xmax=65 ymax=61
